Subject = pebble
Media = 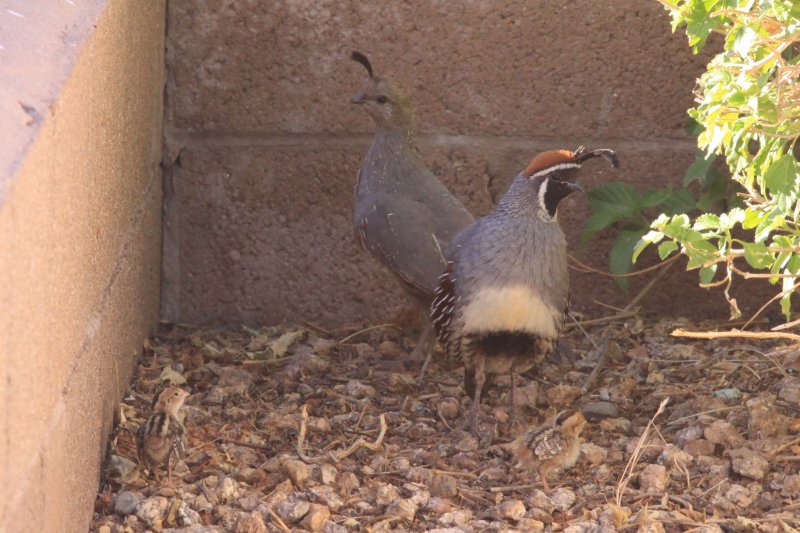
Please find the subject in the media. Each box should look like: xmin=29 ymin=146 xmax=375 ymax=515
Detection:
xmin=320 ymin=463 xmax=338 ymax=485
xmin=546 ymin=384 xmax=583 ymax=406
xmin=430 ymin=474 xmax=459 ymax=498
xmin=282 ymin=458 xmax=310 ymax=487
xmin=704 ymin=420 xmax=745 ymax=448
xmin=639 ymin=464 xmax=668 ymax=493
xmin=233 ymin=511 xmax=267 ymax=533
xmin=637 ymin=521 xmax=666 ymax=533
xmin=375 ymin=482 xmax=400 ymax=506
xmin=782 ymin=474 xmax=800 ymax=495
xmin=725 ymin=484 xmax=754 ymax=508
xmin=218 ymin=476 xmax=240 ymax=503
xmin=599 ymin=418 xmax=631 ymax=433
xmin=275 ymin=497 xmax=311 ymax=523
xmin=97 ymin=526 xmax=111 ymax=533
xmin=112 ymin=491 xmax=141 ymax=516
xmin=335 ymin=471 xmax=360 ymax=495
xmin=308 ymin=485 xmax=345 ymax=512
xmin=437 ymin=509 xmax=472 ymax=526
xmin=745 ymin=395 xmax=786 ymax=438
xmin=300 ymin=503 xmax=330 ymax=532
xmin=454 ymin=433 xmax=479 ymax=452
xmin=550 ymin=487 xmax=576 ymax=512
xmin=136 ymin=496 xmax=168 ymax=527
xmin=345 ymin=379 xmax=376 ymax=399
xmin=673 ymin=426 xmax=703 ymax=447
xmin=516 ymin=518 xmax=545 ymax=531
xmin=658 ymin=444 xmax=692 ymax=469
xmin=581 ymin=442 xmax=608 ymax=465
xmin=426 ymin=497 xmax=452 ymax=514
xmin=581 ymin=401 xmax=619 ymax=420
xmin=778 ymin=377 xmax=800 ymax=408
xmin=178 ymin=501 xmax=201 ymax=526
xmin=526 ymin=490 xmax=554 ymax=514
xmin=682 ymin=438 xmax=715 ymax=457
xmin=495 ymin=499 xmax=526 ymax=521
xmin=728 ymin=448 xmax=770 ymax=480
xmin=513 ymin=381 xmax=539 ymax=408
xmin=387 ymin=498 xmax=418 ymax=521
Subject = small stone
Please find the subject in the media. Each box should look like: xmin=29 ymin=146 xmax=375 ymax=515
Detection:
xmin=345 ymin=379 xmax=376 ymax=399
xmin=782 ymin=474 xmax=800 ymax=495
xmin=704 ymin=421 xmax=746 ymax=449
xmin=194 ymin=494 xmax=213 ymax=513
xmin=430 ymin=474 xmax=458 ymax=498
xmin=658 ymin=444 xmax=692 ymax=469
xmin=308 ymin=485 xmax=345 ymax=512
xmin=307 ymin=417 xmax=332 ymax=433
xmin=454 ymin=432 xmax=479 ymax=452
xmin=300 ymin=503 xmax=330 ymax=532
xmin=728 ymin=448 xmax=770 ymax=480
xmin=639 ymin=464 xmax=668 ymax=493
xmin=323 ymin=522 xmax=347 ymax=533
xmin=746 ymin=395 xmax=786 ymax=438
xmin=375 ymin=482 xmax=400 ymax=507
xmin=320 ymin=464 xmax=338 ymax=485
xmin=97 ymin=526 xmax=111 ymax=533
xmin=234 ymin=511 xmax=267 ymax=533
xmin=438 ymin=398 xmax=460 ymax=419
xmin=525 ymin=490 xmax=554 ymax=514
xmin=550 ymin=488 xmax=575 ymax=512
xmin=637 ymin=521 xmax=666 ymax=533
xmin=778 ymin=377 xmax=800 ymax=408
xmin=237 ymin=467 xmax=263 ymax=484
xmin=516 ymin=518 xmax=545 ymax=532
xmin=546 ymin=385 xmax=583 ymax=407
xmin=581 ymin=442 xmax=608 ymax=466
xmin=599 ymin=418 xmax=631 ymax=433
xmin=496 ymin=499 xmax=526 ymax=521
xmin=275 ymin=497 xmax=311 ymax=523
xmin=387 ymin=498 xmax=418 ymax=521
xmin=238 ymin=494 xmax=261 ymax=512
xmin=282 ymin=459 xmax=310 ymax=487
xmin=218 ymin=476 xmax=240 ymax=503
xmin=582 ymin=401 xmax=619 ymax=421
xmin=673 ymin=426 xmax=704 ymax=447
xmin=438 ymin=509 xmax=472 ymax=526
xmin=378 ymin=340 xmax=404 ymax=357
xmin=177 ymin=501 xmax=201 ymax=526
xmin=335 ymin=471 xmax=360 ymax=495
xmin=683 ymin=438 xmax=715 ymax=457
xmin=725 ymin=484 xmax=754 ymax=508
xmin=136 ymin=496 xmax=169 ymax=527
xmin=113 ymin=491 xmax=141 ymax=516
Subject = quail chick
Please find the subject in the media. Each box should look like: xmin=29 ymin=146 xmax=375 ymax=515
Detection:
xmin=431 ymin=147 xmax=618 ymax=436
xmin=136 ymin=386 xmax=190 ymax=483
xmin=512 ymin=411 xmax=587 ymax=491
xmin=350 ymin=51 xmax=474 ymax=380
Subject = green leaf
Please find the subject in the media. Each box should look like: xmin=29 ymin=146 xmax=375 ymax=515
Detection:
xmin=764 ymin=154 xmax=799 ymax=195
xmin=609 ymin=229 xmax=647 ymax=292
xmin=743 ymin=242 xmax=774 ymax=269
xmin=699 ymin=264 xmax=718 ymax=284
xmin=658 ymin=240 xmax=679 ymax=259
xmin=632 ymin=230 xmax=664 ymax=263
xmin=661 ymin=188 xmax=696 ymax=215
xmin=683 ymin=151 xmax=717 ymax=186
xmin=694 ymin=213 xmax=721 ymax=230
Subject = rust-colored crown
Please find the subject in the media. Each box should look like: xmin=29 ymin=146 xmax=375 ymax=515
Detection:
xmin=523 ymin=150 xmax=576 ymax=176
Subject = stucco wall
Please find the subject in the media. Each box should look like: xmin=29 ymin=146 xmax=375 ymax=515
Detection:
xmin=163 ymin=1 xmax=756 ymax=327
xmin=0 ymin=1 xmax=165 ymax=531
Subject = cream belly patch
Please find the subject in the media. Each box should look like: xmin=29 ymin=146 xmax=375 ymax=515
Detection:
xmin=460 ymin=285 xmax=558 ymax=337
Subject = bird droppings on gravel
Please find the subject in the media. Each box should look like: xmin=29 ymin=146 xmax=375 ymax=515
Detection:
xmin=91 ymin=318 xmax=800 ymax=532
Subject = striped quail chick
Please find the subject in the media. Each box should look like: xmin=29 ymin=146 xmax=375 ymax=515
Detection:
xmin=136 ymin=386 xmax=190 ymax=483
xmin=432 ymin=147 xmax=618 ymax=436
xmin=512 ymin=410 xmax=587 ymax=491
xmin=350 ymin=52 xmax=474 ymax=379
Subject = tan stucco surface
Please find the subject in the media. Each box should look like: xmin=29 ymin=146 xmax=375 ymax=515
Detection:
xmin=0 ymin=1 xmax=165 ymax=531
xmin=163 ymin=1 xmax=761 ymax=326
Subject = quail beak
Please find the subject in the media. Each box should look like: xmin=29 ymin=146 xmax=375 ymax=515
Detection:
xmin=351 ymin=92 xmax=367 ymax=104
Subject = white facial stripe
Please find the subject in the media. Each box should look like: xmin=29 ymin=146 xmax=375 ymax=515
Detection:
xmin=537 ymin=177 xmax=556 ymax=222
xmin=530 ymin=162 xmax=581 ymax=179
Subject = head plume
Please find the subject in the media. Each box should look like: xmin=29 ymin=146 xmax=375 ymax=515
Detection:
xmin=350 ymin=51 xmax=374 ymax=78
xmin=524 ymin=147 xmax=619 ymax=177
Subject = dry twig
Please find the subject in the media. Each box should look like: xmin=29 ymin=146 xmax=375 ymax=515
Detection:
xmin=297 ymin=404 xmax=387 ymax=463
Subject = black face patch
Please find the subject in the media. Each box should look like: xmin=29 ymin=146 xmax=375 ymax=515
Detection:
xmin=542 ymin=177 xmax=580 ymax=218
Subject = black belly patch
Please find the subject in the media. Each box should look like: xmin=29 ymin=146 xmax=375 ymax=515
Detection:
xmin=471 ymin=331 xmax=540 ymax=358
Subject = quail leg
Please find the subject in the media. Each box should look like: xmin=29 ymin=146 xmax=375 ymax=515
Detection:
xmin=414 ymin=323 xmax=437 ymax=387
xmin=539 ymin=466 xmax=550 ymax=492
xmin=508 ymin=371 xmax=518 ymax=428
xmin=469 ymin=360 xmax=487 ymax=437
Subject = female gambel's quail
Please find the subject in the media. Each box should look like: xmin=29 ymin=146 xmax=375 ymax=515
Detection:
xmin=512 ymin=410 xmax=587 ymax=491
xmin=431 ymin=147 xmax=618 ymax=436
xmin=137 ymin=386 xmax=190 ymax=483
xmin=350 ymin=51 xmax=474 ymax=378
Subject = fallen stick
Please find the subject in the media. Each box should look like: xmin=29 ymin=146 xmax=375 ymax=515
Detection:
xmin=297 ymin=404 xmax=387 ymax=464
xmin=672 ymin=328 xmax=800 ymax=342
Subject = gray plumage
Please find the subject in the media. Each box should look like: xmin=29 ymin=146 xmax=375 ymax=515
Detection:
xmin=351 ymin=52 xmax=473 ymax=368
xmin=432 ymin=148 xmax=618 ymax=435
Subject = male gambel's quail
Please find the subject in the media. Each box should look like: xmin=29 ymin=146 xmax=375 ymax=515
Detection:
xmin=350 ymin=51 xmax=474 ymax=374
xmin=432 ymin=147 xmax=618 ymax=435
xmin=137 ymin=386 xmax=190 ymax=483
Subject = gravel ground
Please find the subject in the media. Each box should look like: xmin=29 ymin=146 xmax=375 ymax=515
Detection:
xmin=91 ymin=316 xmax=800 ymax=532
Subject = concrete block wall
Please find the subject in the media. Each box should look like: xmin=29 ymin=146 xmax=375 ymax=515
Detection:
xmin=0 ymin=1 xmax=165 ymax=531
xmin=163 ymin=1 xmax=760 ymax=327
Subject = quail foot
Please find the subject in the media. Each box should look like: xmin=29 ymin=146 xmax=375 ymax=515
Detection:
xmin=136 ymin=386 xmax=190 ymax=483
xmin=512 ymin=410 xmax=588 ymax=491
xmin=350 ymin=51 xmax=474 ymax=383
xmin=431 ymin=147 xmax=618 ymax=437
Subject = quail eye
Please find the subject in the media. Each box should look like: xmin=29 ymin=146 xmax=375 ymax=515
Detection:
xmin=375 ymin=95 xmax=388 ymax=104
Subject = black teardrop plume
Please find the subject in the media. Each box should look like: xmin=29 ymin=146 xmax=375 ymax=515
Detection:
xmin=574 ymin=147 xmax=619 ymax=168
xmin=350 ymin=51 xmax=374 ymax=78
